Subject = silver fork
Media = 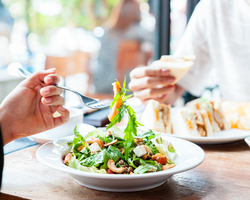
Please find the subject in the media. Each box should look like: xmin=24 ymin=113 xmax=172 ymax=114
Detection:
xmin=17 ymin=67 xmax=110 ymax=110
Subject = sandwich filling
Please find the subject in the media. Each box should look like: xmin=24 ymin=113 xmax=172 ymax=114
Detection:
xmin=181 ymin=110 xmax=207 ymax=137
xmin=210 ymin=101 xmax=225 ymax=130
xmin=195 ymin=111 xmax=207 ymax=137
xmin=201 ymin=100 xmax=226 ymax=131
xmin=192 ymin=99 xmax=231 ymax=132
xmin=154 ymin=104 xmax=171 ymax=133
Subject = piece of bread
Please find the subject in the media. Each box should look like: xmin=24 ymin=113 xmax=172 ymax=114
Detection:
xmin=140 ymin=100 xmax=172 ymax=133
xmin=172 ymin=109 xmax=213 ymax=137
xmin=151 ymin=55 xmax=195 ymax=84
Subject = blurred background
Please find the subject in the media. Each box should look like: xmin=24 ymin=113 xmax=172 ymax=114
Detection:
xmin=0 ymin=0 xmax=217 ymax=106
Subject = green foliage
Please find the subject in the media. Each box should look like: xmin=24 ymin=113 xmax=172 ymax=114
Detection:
xmin=4 ymin=0 xmax=121 ymax=44
xmin=80 ymin=149 xmax=120 ymax=169
xmin=106 ymin=78 xmax=143 ymax=160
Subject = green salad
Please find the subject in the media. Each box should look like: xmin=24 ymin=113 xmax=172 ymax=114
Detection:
xmin=63 ymin=79 xmax=177 ymax=174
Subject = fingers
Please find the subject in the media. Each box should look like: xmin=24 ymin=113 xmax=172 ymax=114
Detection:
xmin=129 ymin=76 xmax=175 ymax=91
xmin=129 ymin=66 xmax=175 ymax=93
xmin=133 ymin=85 xmax=175 ymax=102
xmin=40 ymin=85 xmax=63 ymax=97
xmin=44 ymin=74 xmax=61 ymax=85
xmin=130 ymin=66 xmax=170 ymax=79
xmin=21 ymin=68 xmax=57 ymax=89
xmin=53 ymin=106 xmax=70 ymax=127
xmin=41 ymin=95 xmax=65 ymax=106
xmin=40 ymin=85 xmax=63 ymax=107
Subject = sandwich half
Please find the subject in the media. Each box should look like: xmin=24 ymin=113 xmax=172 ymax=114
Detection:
xmin=140 ymin=99 xmax=171 ymax=133
xmin=151 ymin=55 xmax=196 ymax=84
xmin=172 ymin=109 xmax=213 ymax=137
xmin=190 ymin=99 xmax=231 ymax=132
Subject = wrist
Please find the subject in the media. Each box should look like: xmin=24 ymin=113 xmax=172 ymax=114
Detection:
xmin=0 ymin=106 xmax=14 ymax=145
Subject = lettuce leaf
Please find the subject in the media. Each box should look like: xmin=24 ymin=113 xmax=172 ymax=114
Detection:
xmin=140 ymin=129 xmax=159 ymax=155
xmin=155 ymin=136 xmax=177 ymax=164
xmin=134 ymin=164 xmax=158 ymax=174
xmin=68 ymin=156 xmax=107 ymax=174
xmin=79 ymin=149 xmax=120 ymax=169
xmin=84 ymin=129 xmax=105 ymax=139
xmin=73 ymin=126 xmax=85 ymax=145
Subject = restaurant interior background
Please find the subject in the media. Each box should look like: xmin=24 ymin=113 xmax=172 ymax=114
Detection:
xmin=0 ymin=0 xmax=219 ymax=107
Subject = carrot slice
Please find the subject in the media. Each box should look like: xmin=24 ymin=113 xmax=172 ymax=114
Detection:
xmin=108 ymin=81 xmax=122 ymax=121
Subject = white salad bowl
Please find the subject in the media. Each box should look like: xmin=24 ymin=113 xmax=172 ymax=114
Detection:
xmin=36 ymin=135 xmax=205 ymax=192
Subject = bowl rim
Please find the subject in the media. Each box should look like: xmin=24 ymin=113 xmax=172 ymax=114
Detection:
xmin=244 ymin=136 xmax=250 ymax=147
xmin=36 ymin=135 xmax=205 ymax=180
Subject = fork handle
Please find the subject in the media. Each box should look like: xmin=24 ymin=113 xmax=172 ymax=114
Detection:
xmin=55 ymin=85 xmax=95 ymax=102
xmin=56 ymin=85 xmax=77 ymax=93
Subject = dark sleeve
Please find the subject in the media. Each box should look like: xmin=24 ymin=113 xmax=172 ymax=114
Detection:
xmin=0 ymin=126 xmax=3 ymax=188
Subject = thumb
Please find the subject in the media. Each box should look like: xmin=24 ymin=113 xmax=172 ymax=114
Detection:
xmin=21 ymin=69 xmax=56 ymax=89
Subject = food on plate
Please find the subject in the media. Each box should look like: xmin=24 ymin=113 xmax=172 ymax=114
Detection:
xmin=63 ymin=127 xmax=177 ymax=174
xmin=140 ymin=99 xmax=172 ymax=133
xmin=172 ymin=109 xmax=213 ymax=137
xmin=63 ymin=78 xmax=177 ymax=174
xmin=222 ymin=101 xmax=250 ymax=130
xmin=189 ymin=99 xmax=231 ymax=132
xmin=108 ymin=81 xmax=123 ymax=121
xmin=151 ymin=55 xmax=195 ymax=84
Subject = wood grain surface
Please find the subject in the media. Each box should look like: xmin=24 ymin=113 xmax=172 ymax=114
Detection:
xmin=1 ymin=140 xmax=250 ymax=200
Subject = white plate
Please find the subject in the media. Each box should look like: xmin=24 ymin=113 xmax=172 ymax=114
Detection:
xmin=245 ymin=136 xmax=250 ymax=147
xmin=140 ymin=107 xmax=250 ymax=144
xmin=29 ymin=123 xmax=96 ymax=144
xmin=36 ymin=135 xmax=205 ymax=192
xmin=139 ymin=127 xmax=250 ymax=144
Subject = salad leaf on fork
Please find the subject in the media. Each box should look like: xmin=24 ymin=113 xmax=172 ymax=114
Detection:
xmin=107 ymin=77 xmax=143 ymax=160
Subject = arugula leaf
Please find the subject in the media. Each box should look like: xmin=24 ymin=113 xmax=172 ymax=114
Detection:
xmin=80 ymin=149 xmax=119 ymax=168
xmin=106 ymin=104 xmax=126 ymax=129
xmin=106 ymin=78 xmax=143 ymax=160
xmin=128 ymin=158 xmax=137 ymax=169
xmin=107 ymin=145 xmax=125 ymax=160
xmin=139 ymin=129 xmax=159 ymax=155
xmin=123 ymin=94 xmax=133 ymax=101
xmin=109 ymin=77 xmax=129 ymax=109
xmin=109 ymin=92 xmax=121 ymax=109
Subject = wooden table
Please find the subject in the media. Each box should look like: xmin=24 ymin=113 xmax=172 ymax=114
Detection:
xmin=1 ymin=138 xmax=250 ymax=199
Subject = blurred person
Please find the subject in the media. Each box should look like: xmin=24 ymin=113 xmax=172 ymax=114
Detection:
xmin=129 ymin=0 xmax=250 ymax=105
xmin=93 ymin=0 xmax=153 ymax=94
xmin=0 ymin=69 xmax=70 ymax=187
